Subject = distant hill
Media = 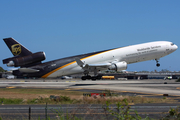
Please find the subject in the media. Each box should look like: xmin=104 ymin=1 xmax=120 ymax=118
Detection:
xmin=0 ymin=67 xmax=7 ymax=72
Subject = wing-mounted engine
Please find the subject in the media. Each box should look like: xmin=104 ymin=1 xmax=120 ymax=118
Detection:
xmin=108 ymin=61 xmax=127 ymax=71
xmin=3 ymin=52 xmax=46 ymax=67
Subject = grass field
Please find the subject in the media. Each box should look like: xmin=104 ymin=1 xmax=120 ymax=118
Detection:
xmin=0 ymin=88 xmax=178 ymax=105
xmin=0 ymin=88 xmax=84 ymax=99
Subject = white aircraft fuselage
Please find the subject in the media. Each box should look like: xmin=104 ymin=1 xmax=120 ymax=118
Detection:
xmin=43 ymin=41 xmax=177 ymax=78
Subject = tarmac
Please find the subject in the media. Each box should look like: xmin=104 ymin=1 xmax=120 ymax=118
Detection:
xmin=0 ymin=78 xmax=180 ymax=119
xmin=0 ymin=78 xmax=180 ymax=96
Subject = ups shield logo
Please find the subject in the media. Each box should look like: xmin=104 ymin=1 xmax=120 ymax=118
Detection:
xmin=11 ymin=44 xmax=21 ymax=55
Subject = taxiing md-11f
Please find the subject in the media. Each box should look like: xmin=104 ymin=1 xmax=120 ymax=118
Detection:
xmin=2 ymin=38 xmax=178 ymax=80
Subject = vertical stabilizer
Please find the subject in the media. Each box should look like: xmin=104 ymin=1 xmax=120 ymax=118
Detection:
xmin=3 ymin=37 xmax=32 ymax=57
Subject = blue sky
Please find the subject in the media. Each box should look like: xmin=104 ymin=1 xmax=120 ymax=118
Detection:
xmin=0 ymin=1 xmax=180 ymax=71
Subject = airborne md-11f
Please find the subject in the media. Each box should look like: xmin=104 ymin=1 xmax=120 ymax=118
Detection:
xmin=2 ymin=38 xmax=178 ymax=80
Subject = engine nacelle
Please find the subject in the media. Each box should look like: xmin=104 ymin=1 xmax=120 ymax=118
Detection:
xmin=108 ymin=61 xmax=127 ymax=71
xmin=4 ymin=52 xmax=46 ymax=67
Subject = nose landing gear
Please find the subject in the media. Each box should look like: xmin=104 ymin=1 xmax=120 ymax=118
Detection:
xmin=155 ymin=59 xmax=160 ymax=67
xmin=156 ymin=63 xmax=160 ymax=67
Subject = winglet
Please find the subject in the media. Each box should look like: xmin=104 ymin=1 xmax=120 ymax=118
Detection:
xmin=75 ymin=57 xmax=84 ymax=67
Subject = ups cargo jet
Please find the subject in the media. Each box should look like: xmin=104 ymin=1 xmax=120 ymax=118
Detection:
xmin=2 ymin=38 xmax=178 ymax=80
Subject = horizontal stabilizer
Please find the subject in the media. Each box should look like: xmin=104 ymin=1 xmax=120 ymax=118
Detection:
xmin=18 ymin=68 xmax=39 ymax=73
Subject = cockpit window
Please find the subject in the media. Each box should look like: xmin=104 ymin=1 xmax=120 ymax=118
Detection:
xmin=171 ymin=43 xmax=174 ymax=46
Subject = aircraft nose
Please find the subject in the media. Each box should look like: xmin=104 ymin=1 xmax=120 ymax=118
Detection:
xmin=174 ymin=44 xmax=178 ymax=50
xmin=172 ymin=44 xmax=178 ymax=51
xmin=168 ymin=43 xmax=178 ymax=52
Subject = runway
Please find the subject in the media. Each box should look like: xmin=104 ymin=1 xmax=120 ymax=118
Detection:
xmin=0 ymin=78 xmax=180 ymax=96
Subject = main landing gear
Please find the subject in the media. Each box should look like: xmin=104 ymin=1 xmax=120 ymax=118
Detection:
xmin=155 ymin=59 xmax=160 ymax=67
xmin=81 ymin=75 xmax=101 ymax=81
xmin=81 ymin=68 xmax=101 ymax=81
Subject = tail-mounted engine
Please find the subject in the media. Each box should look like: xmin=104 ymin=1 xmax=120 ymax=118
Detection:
xmin=3 ymin=52 xmax=46 ymax=67
xmin=108 ymin=61 xmax=127 ymax=71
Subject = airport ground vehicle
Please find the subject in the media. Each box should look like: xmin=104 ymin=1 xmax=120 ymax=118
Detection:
xmin=164 ymin=76 xmax=172 ymax=80
xmin=6 ymin=75 xmax=15 ymax=79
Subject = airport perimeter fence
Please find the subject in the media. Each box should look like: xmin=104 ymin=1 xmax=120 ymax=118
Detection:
xmin=0 ymin=104 xmax=179 ymax=120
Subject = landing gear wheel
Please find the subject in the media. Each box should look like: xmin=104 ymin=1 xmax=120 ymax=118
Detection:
xmin=86 ymin=75 xmax=91 ymax=80
xmin=81 ymin=76 xmax=87 ymax=80
xmin=155 ymin=59 xmax=160 ymax=67
xmin=81 ymin=75 xmax=92 ymax=80
xmin=96 ymin=75 xmax=102 ymax=80
xmin=91 ymin=76 xmax=97 ymax=81
xmin=156 ymin=63 xmax=160 ymax=67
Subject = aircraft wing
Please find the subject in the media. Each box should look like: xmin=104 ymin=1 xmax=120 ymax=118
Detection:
xmin=75 ymin=57 xmax=111 ymax=68
xmin=87 ymin=63 xmax=111 ymax=67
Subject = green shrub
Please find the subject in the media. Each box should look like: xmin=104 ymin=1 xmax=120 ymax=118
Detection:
xmin=176 ymin=78 xmax=180 ymax=82
xmin=0 ymin=98 xmax=23 ymax=104
xmin=60 ymin=96 xmax=71 ymax=102
xmin=161 ymin=106 xmax=180 ymax=120
xmin=27 ymin=98 xmax=39 ymax=104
